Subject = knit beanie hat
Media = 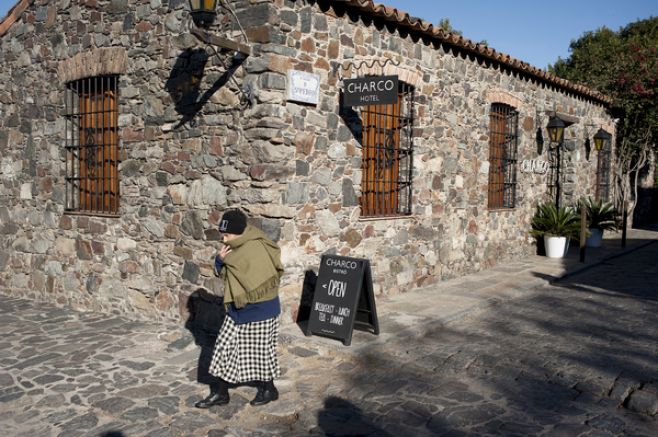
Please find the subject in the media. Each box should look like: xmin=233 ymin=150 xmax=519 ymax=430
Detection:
xmin=218 ymin=209 xmax=247 ymax=235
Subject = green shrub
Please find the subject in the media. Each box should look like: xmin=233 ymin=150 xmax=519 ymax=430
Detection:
xmin=530 ymin=202 xmax=582 ymax=239
xmin=578 ymin=197 xmax=618 ymax=231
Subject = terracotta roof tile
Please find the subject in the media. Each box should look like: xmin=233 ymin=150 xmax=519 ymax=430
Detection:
xmin=335 ymin=0 xmax=612 ymax=105
xmin=0 ymin=0 xmax=31 ymax=38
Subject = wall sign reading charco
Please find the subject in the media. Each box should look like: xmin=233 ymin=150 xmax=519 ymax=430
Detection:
xmin=342 ymin=75 xmax=399 ymax=107
xmin=520 ymin=159 xmax=549 ymax=174
xmin=286 ymin=70 xmax=320 ymax=105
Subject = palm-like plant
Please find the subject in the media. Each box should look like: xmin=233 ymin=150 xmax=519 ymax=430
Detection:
xmin=578 ymin=197 xmax=618 ymax=231
xmin=530 ymin=203 xmax=582 ymax=239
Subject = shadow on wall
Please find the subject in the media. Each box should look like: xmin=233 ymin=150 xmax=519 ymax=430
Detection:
xmin=295 ymin=270 xmax=318 ymax=334
xmin=339 ymin=93 xmax=364 ymax=147
xmin=164 ymin=47 xmax=248 ymax=129
xmin=165 ymin=48 xmax=209 ymax=127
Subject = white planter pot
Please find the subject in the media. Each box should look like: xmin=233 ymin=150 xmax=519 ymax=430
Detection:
xmin=586 ymin=228 xmax=603 ymax=247
xmin=544 ymin=235 xmax=567 ymax=258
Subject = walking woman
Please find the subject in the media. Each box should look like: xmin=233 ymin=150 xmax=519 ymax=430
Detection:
xmin=195 ymin=209 xmax=284 ymax=408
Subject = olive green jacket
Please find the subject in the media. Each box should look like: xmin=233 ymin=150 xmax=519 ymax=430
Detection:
xmin=220 ymin=225 xmax=283 ymax=309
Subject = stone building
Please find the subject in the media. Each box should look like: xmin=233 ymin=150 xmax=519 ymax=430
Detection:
xmin=0 ymin=0 xmax=615 ymax=323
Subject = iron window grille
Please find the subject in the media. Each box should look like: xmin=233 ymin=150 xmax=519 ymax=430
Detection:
xmin=64 ymin=75 xmax=120 ymax=215
xmin=547 ymin=147 xmax=557 ymax=202
xmin=596 ymin=144 xmax=611 ymax=202
xmin=487 ymin=103 xmax=519 ymax=209
xmin=360 ymin=82 xmax=414 ymax=217
xmin=546 ymin=139 xmax=575 ymax=207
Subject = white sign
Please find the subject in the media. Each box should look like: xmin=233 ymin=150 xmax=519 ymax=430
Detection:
xmin=521 ymin=159 xmax=549 ymax=174
xmin=286 ymin=70 xmax=320 ymax=105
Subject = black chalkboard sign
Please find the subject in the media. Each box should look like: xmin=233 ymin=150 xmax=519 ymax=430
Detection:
xmin=342 ymin=75 xmax=399 ymax=107
xmin=306 ymin=255 xmax=379 ymax=346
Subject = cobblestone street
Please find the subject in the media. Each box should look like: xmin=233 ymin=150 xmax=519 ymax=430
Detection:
xmin=1 ymin=239 xmax=657 ymax=436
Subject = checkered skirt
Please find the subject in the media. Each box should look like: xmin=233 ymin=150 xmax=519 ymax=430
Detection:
xmin=209 ymin=315 xmax=281 ymax=383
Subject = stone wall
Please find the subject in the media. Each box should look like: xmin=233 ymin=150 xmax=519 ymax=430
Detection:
xmin=264 ymin=0 xmax=614 ymax=313
xmin=0 ymin=0 xmax=260 ymax=321
xmin=0 ymin=0 xmax=615 ymax=324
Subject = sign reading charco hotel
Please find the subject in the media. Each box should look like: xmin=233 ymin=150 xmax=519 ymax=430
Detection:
xmin=342 ymin=75 xmax=399 ymax=106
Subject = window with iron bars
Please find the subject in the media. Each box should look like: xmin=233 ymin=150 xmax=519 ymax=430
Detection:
xmin=360 ymin=82 xmax=414 ymax=217
xmin=487 ymin=103 xmax=518 ymax=209
xmin=596 ymin=143 xmax=611 ymax=202
xmin=64 ymin=75 xmax=120 ymax=215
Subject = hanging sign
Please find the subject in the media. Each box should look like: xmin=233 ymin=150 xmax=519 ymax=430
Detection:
xmin=286 ymin=70 xmax=320 ymax=105
xmin=306 ymin=255 xmax=379 ymax=346
xmin=342 ymin=75 xmax=398 ymax=107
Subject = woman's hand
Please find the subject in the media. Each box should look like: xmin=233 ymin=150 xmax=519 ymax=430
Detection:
xmin=218 ymin=244 xmax=232 ymax=261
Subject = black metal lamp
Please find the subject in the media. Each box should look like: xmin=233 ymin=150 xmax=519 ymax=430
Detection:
xmin=593 ymin=128 xmax=612 ymax=151
xmin=546 ymin=115 xmax=565 ymax=144
xmin=189 ymin=0 xmax=217 ymax=28
xmin=546 ymin=115 xmax=566 ymax=209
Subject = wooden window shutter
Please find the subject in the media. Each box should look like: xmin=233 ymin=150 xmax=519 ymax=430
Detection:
xmin=65 ymin=76 xmax=120 ymax=215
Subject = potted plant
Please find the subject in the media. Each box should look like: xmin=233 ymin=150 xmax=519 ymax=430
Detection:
xmin=530 ymin=202 xmax=582 ymax=258
xmin=579 ymin=197 xmax=618 ymax=247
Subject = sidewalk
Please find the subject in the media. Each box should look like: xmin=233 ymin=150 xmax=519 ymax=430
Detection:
xmin=285 ymin=224 xmax=658 ymax=354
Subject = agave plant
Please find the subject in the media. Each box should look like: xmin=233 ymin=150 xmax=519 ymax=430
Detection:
xmin=578 ymin=197 xmax=618 ymax=231
xmin=530 ymin=202 xmax=581 ymax=239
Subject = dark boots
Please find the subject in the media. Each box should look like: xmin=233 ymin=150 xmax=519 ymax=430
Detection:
xmin=196 ymin=379 xmax=278 ymax=408
xmin=194 ymin=379 xmax=230 ymax=408
xmin=250 ymin=380 xmax=279 ymax=406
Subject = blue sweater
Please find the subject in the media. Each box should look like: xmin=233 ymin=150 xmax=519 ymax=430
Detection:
xmin=227 ymin=296 xmax=281 ymax=324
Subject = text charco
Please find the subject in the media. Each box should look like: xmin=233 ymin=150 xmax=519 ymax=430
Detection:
xmin=346 ymin=78 xmax=396 ymax=103
xmin=325 ymin=257 xmax=358 ymax=275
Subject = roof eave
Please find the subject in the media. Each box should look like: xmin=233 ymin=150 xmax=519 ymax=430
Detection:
xmin=334 ymin=0 xmax=613 ymax=106
xmin=0 ymin=0 xmax=33 ymax=38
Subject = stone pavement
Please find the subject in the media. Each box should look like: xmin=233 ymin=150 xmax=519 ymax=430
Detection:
xmin=331 ymin=224 xmax=658 ymax=353
xmin=0 ymin=225 xmax=657 ymax=436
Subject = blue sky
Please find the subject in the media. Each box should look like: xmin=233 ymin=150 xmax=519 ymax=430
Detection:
xmin=1 ymin=0 xmax=656 ymax=69
xmin=381 ymin=0 xmax=657 ymax=69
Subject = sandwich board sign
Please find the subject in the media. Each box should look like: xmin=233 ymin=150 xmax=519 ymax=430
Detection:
xmin=306 ymin=255 xmax=379 ymax=346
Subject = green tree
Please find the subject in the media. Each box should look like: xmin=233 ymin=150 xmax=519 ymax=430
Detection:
xmin=438 ymin=18 xmax=462 ymax=36
xmin=550 ymin=17 xmax=658 ymax=216
xmin=438 ymin=18 xmax=487 ymax=46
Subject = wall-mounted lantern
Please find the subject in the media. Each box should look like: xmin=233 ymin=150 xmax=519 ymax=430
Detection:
xmin=593 ymin=128 xmax=612 ymax=151
xmin=186 ymin=0 xmax=253 ymax=108
xmin=546 ymin=115 xmax=567 ymax=209
xmin=189 ymin=0 xmax=218 ymax=28
xmin=546 ymin=115 xmax=566 ymax=144
xmin=187 ymin=0 xmax=250 ymax=58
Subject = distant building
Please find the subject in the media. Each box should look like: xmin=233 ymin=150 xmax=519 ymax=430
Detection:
xmin=0 ymin=0 xmax=615 ymax=322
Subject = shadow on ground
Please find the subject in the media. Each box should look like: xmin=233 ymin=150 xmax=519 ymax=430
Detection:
xmin=318 ymin=231 xmax=658 ymax=436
